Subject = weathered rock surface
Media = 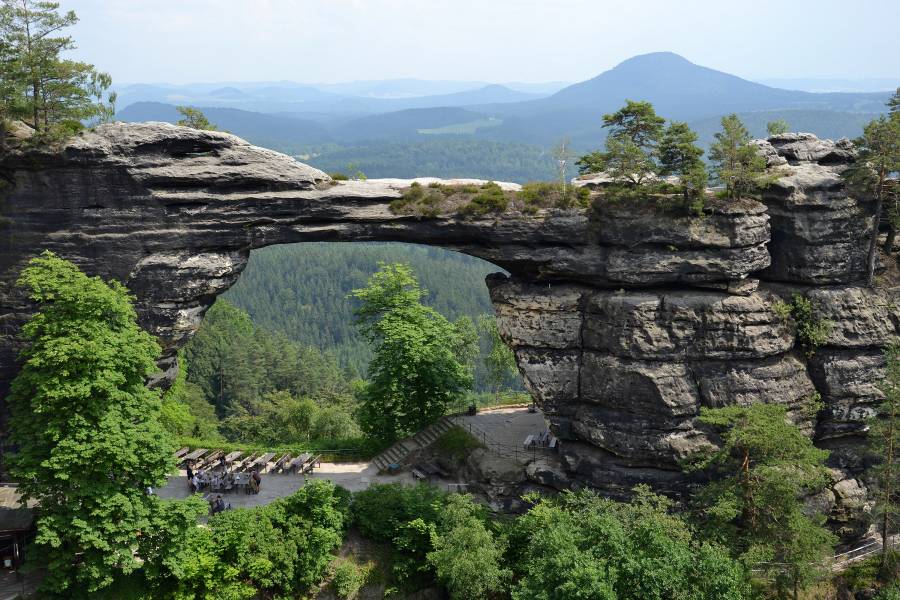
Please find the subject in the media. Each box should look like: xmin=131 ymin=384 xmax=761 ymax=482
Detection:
xmin=0 ymin=122 xmax=771 ymax=391
xmin=0 ymin=123 xmax=892 ymax=537
xmin=756 ymin=133 xmax=873 ymax=284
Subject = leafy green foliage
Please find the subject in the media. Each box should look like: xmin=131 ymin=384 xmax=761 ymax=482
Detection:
xmin=0 ymin=1 xmax=114 ymax=141
xmin=509 ymin=487 xmax=749 ymax=600
xmin=176 ymin=105 xmax=217 ymax=130
xmin=141 ymin=480 xmax=348 ymax=599
xmin=221 ymin=243 xmax=522 ymax=392
xmin=433 ymin=426 xmax=483 ymax=463
xmin=427 ymin=494 xmax=510 ymax=600
xmin=871 ymin=343 xmax=900 ymax=571
xmin=516 ymin=181 xmax=591 ymax=213
xmin=773 ymin=293 xmax=832 ymax=357
xmin=6 ymin=252 xmax=180 ymax=595
xmin=477 ymin=313 xmax=518 ymax=398
xmin=459 ymin=181 xmax=508 ymax=216
xmin=709 ymin=114 xmax=773 ymax=200
xmin=351 ymin=483 xmax=446 ymax=590
xmin=184 ymin=299 xmax=353 ymax=416
xmin=332 ymin=558 xmax=369 ymax=599
xmin=351 ymin=263 xmax=474 ymax=444
xmin=693 ymin=403 xmax=836 ymax=598
xmin=767 ymin=119 xmax=790 ymax=136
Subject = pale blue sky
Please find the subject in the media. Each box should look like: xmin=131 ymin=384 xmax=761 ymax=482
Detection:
xmin=61 ymin=0 xmax=899 ymax=85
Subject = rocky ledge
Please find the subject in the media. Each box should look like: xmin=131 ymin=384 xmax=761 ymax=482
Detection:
xmin=0 ymin=123 xmax=890 ymax=538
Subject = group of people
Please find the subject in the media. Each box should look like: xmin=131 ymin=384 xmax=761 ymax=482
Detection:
xmin=185 ymin=463 xmax=263 ymax=495
xmin=209 ymin=494 xmax=229 ymax=514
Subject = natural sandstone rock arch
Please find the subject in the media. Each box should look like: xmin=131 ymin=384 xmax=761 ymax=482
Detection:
xmin=0 ymin=123 xmax=890 ymax=535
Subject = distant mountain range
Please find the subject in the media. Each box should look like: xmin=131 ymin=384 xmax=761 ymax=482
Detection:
xmin=116 ymin=52 xmax=895 ymax=179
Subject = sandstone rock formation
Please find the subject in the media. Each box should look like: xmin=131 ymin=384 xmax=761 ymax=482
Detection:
xmin=0 ymin=123 xmax=891 ymax=537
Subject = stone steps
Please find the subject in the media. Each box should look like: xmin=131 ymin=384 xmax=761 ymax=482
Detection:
xmin=371 ymin=416 xmax=455 ymax=472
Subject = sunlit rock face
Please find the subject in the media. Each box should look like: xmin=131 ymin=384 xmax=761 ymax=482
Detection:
xmin=0 ymin=123 xmax=891 ymax=537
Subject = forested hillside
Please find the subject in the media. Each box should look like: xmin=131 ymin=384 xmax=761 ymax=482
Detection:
xmin=307 ymin=138 xmax=558 ymax=181
xmin=222 ymin=242 xmax=520 ymax=390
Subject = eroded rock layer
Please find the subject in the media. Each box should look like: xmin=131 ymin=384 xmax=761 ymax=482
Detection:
xmin=0 ymin=123 xmax=892 ymax=536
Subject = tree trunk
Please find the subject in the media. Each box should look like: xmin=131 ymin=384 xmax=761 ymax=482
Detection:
xmin=866 ymin=178 xmax=885 ymax=287
xmin=885 ymin=224 xmax=896 ymax=255
xmin=882 ymin=400 xmax=896 ymax=572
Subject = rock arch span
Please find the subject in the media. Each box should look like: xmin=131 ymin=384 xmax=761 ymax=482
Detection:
xmin=0 ymin=123 xmax=890 ymax=536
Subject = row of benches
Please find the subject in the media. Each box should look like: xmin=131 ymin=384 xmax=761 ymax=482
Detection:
xmin=523 ymin=430 xmax=558 ymax=450
xmin=175 ymin=447 xmax=321 ymax=474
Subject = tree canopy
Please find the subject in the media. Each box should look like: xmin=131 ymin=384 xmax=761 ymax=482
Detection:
xmin=693 ymin=403 xmax=836 ymax=598
xmin=7 ymin=251 xmax=177 ymax=595
xmin=351 ymin=263 xmax=475 ymax=444
xmin=0 ymin=0 xmax=114 ymax=141
xmin=708 ymin=113 xmax=772 ymax=201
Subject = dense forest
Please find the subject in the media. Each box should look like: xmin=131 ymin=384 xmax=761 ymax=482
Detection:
xmin=306 ymin=138 xmax=560 ymax=182
xmin=223 ymin=241 xmax=521 ymax=390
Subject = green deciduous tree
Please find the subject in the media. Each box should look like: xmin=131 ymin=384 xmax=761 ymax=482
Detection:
xmin=509 ymin=487 xmax=749 ymax=600
xmin=842 ymin=113 xmax=900 ymax=283
xmin=427 ymin=494 xmax=510 ymax=600
xmin=693 ymin=403 xmax=836 ymax=599
xmin=658 ymin=120 xmax=708 ymax=213
xmin=351 ymin=263 xmax=473 ymax=444
xmin=767 ymin=119 xmax=790 ymax=136
xmin=177 ymin=105 xmax=217 ymax=131
xmin=872 ymin=343 xmax=900 ymax=572
xmin=7 ymin=251 xmax=176 ymax=595
xmin=709 ymin=113 xmax=772 ymax=201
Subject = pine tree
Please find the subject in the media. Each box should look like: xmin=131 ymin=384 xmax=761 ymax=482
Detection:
xmin=709 ymin=114 xmax=772 ymax=201
xmin=842 ymin=113 xmax=900 ymax=284
xmin=658 ymin=121 xmax=707 ymax=212
xmin=7 ymin=252 xmax=176 ymax=595
xmin=577 ymin=100 xmax=665 ymax=185
xmin=767 ymin=119 xmax=790 ymax=136
xmin=177 ymin=105 xmax=217 ymax=131
xmin=693 ymin=403 xmax=836 ymax=599
xmin=873 ymin=343 xmax=900 ymax=572
xmin=0 ymin=1 xmax=111 ymax=138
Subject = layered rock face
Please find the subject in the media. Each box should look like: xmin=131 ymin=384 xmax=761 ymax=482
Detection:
xmin=0 ymin=124 xmax=890 ymax=535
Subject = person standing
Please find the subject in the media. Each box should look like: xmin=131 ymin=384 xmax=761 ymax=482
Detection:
xmin=186 ymin=463 xmax=195 ymax=492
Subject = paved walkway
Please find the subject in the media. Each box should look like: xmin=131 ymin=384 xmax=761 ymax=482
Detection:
xmin=452 ymin=406 xmax=549 ymax=462
xmin=158 ymin=407 xmax=549 ymax=509
xmin=157 ymin=461 xmax=419 ymax=509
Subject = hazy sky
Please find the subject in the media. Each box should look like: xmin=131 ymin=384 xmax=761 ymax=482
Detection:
xmin=62 ymin=0 xmax=899 ymax=85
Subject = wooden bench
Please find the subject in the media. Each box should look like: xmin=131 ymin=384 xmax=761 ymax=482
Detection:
xmin=288 ymin=453 xmax=311 ymax=473
xmin=301 ymin=455 xmax=321 ymax=474
xmin=235 ymin=453 xmax=257 ymax=472
xmin=182 ymin=448 xmax=208 ymax=465
xmin=273 ymin=453 xmax=292 ymax=472
xmin=411 ymin=468 xmax=426 ymax=480
xmin=198 ymin=450 xmax=224 ymax=469
xmin=223 ymin=451 xmax=243 ymax=465
xmin=250 ymin=452 xmax=276 ymax=472
xmin=174 ymin=447 xmax=190 ymax=460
